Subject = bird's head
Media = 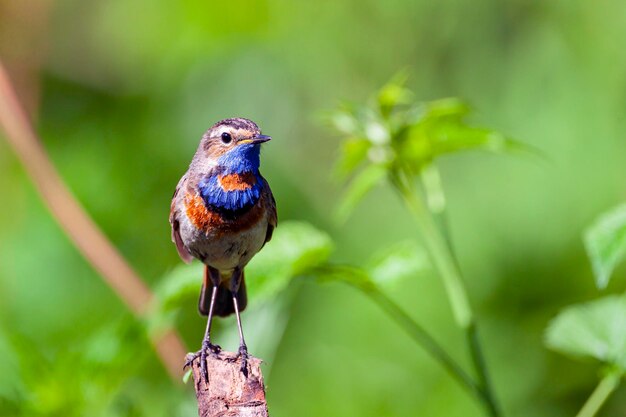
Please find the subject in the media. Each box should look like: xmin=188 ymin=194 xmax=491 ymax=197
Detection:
xmin=198 ymin=118 xmax=271 ymax=175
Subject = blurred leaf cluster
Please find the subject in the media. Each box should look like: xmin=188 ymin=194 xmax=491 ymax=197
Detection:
xmin=547 ymin=204 xmax=626 ymax=366
xmin=546 ymin=205 xmax=626 ymax=417
xmin=326 ymin=75 xmax=526 ymax=416
xmin=328 ymin=74 xmax=530 ymax=221
xmin=0 ymin=319 xmax=192 ymax=417
xmin=547 ymin=295 xmax=626 ymax=370
xmin=583 ymin=205 xmax=626 ymax=290
xmin=546 ymin=204 xmax=626 ymax=416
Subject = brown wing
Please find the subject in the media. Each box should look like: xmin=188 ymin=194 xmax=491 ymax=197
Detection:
xmin=169 ymin=173 xmax=194 ymax=263
xmin=261 ymin=176 xmax=277 ymax=245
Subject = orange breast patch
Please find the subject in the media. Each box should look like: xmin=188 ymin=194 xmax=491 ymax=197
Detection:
xmin=218 ymin=172 xmax=257 ymax=192
xmin=184 ymin=187 xmax=267 ymax=236
xmin=184 ymin=193 xmax=224 ymax=231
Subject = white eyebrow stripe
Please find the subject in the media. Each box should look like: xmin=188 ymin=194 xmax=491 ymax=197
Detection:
xmin=213 ymin=127 xmax=253 ymax=139
xmin=214 ymin=126 xmax=231 ymax=137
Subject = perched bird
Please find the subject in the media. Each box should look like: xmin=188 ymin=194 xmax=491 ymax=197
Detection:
xmin=169 ymin=118 xmax=277 ymax=380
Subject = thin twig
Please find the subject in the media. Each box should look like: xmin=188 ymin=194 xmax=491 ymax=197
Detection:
xmin=314 ymin=265 xmax=482 ymax=400
xmin=575 ymin=372 xmax=621 ymax=417
xmin=467 ymin=323 xmax=500 ymax=416
xmin=0 ymin=61 xmax=187 ymax=382
xmin=367 ymin=284 xmax=482 ymax=398
xmin=0 ymin=0 xmax=51 ymax=119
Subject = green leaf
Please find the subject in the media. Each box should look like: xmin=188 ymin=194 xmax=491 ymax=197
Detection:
xmin=245 ymin=221 xmax=334 ymax=304
xmin=328 ymin=106 xmax=360 ymax=136
xmin=584 ymin=204 xmax=626 ymax=289
xmin=366 ymin=241 xmax=428 ymax=286
xmin=0 ymin=329 xmax=27 ymax=404
xmin=314 ymin=242 xmax=427 ymax=291
xmin=336 ymin=165 xmax=387 ymax=222
xmin=148 ymin=263 xmax=202 ymax=336
xmin=335 ymin=137 xmax=371 ymax=177
xmin=182 ymin=369 xmax=193 ymax=384
xmin=314 ymin=265 xmax=375 ymax=291
xmin=545 ymin=295 xmax=626 ymax=369
xmin=430 ymin=125 xmax=531 ymax=157
xmin=154 ymin=263 xmax=202 ymax=313
xmin=422 ymin=98 xmax=471 ymax=121
xmin=377 ymin=72 xmax=413 ymax=118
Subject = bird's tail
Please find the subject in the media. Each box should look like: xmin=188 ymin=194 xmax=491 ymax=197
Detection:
xmin=198 ymin=269 xmax=247 ymax=317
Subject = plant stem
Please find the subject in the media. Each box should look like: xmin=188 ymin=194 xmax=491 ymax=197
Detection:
xmin=468 ymin=323 xmax=500 ymax=417
xmin=315 ymin=264 xmax=496 ymax=411
xmin=420 ymin=164 xmax=455 ymax=252
xmin=422 ymin=167 xmax=501 ymax=417
xmin=366 ymin=283 xmax=482 ymax=398
xmin=576 ymin=372 xmax=621 ymax=417
xmin=394 ymin=174 xmax=472 ymax=329
xmin=391 ymin=172 xmax=501 ymax=417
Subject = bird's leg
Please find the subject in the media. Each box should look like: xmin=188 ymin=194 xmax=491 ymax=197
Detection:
xmin=185 ymin=266 xmax=221 ymax=382
xmin=231 ymin=267 xmax=249 ymax=377
xmin=201 ymin=266 xmax=223 ymax=355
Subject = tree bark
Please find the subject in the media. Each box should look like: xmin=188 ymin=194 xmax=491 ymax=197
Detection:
xmin=188 ymin=351 xmax=269 ymax=417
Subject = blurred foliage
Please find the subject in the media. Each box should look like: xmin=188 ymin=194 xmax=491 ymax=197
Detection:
xmin=548 ymin=204 xmax=626 ymax=374
xmin=366 ymin=241 xmax=428 ymax=287
xmin=583 ymin=205 xmax=626 ymax=290
xmin=2 ymin=1 xmax=626 ymax=417
xmin=328 ymin=75 xmax=531 ymax=221
xmin=327 ymin=74 xmax=524 ymax=416
xmin=312 ymin=242 xmax=427 ymax=293
xmin=546 ymin=295 xmax=626 ymax=370
xmin=0 ymin=318 xmax=192 ymax=417
xmin=545 ymin=204 xmax=626 ymax=415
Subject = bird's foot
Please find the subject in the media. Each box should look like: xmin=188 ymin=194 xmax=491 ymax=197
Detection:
xmin=183 ymin=341 xmax=221 ymax=367
xmin=184 ymin=340 xmax=221 ymax=382
xmin=237 ymin=344 xmax=249 ymax=378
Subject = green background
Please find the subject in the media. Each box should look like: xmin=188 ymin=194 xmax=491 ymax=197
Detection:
xmin=1 ymin=0 xmax=626 ymax=416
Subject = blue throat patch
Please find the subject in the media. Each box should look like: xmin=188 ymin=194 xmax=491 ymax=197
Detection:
xmin=198 ymin=144 xmax=263 ymax=212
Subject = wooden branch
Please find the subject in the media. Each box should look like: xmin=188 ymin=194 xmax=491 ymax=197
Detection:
xmin=188 ymin=351 xmax=269 ymax=417
xmin=0 ymin=0 xmax=51 ymax=119
xmin=0 ymin=60 xmax=188 ymax=382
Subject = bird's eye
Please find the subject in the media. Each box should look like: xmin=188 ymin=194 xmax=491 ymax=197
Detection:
xmin=221 ymin=132 xmax=232 ymax=144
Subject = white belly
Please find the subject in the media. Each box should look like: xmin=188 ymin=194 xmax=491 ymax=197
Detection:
xmin=179 ymin=210 xmax=268 ymax=271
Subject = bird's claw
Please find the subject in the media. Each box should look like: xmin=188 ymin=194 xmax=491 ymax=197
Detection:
xmin=205 ymin=341 xmax=222 ymax=355
xmin=237 ymin=344 xmax=249 ymax=378
xmin=183 ymin=341 xmax=221 ymax=382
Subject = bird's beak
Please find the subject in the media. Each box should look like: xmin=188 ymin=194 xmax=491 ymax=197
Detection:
xmin=239 ymin=134 xmax=272 ymax=145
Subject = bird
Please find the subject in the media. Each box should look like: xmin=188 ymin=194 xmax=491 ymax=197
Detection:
xmin=169 ymin=117 xmax=277 ymax=381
